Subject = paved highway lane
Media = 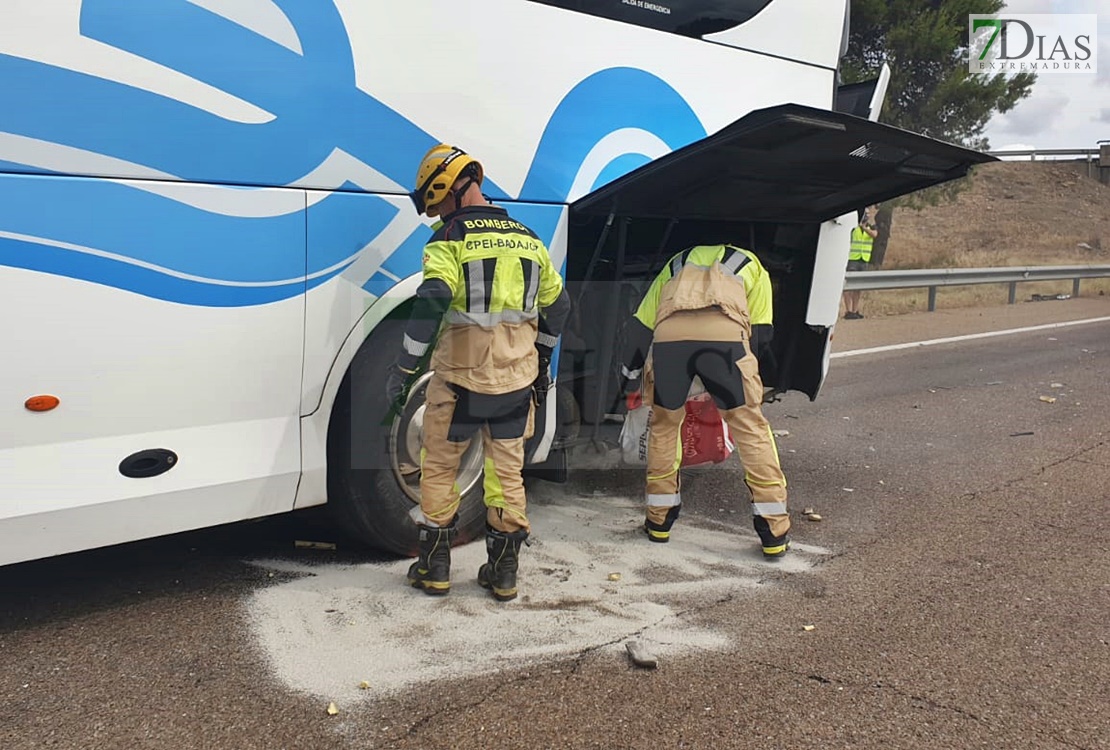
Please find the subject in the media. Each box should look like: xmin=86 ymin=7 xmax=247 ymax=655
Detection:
xmin=1 ymin=307 xmax=1107 ymax=749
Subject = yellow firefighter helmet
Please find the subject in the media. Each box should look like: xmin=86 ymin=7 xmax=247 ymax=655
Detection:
xmin=410 ymin=144 xmax=483 ymax=217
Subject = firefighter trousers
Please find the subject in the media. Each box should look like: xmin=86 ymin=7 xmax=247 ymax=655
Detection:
xmin=645 ymin=333 xmax=789 ymax=544
xmin=419 ymin=374 xmax=533 ymax=534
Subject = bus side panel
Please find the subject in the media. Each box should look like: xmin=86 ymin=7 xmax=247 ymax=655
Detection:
xmin=299 ymin=191 xmax=428 ymax=417
xmin=3 ymin=0 xmax=837 ymax=206
xmin=337 ymin=0 xmax=836 ymax=205
xmin=296 ymin=190 xmax=429 ymax=512
xmin=0 ymin=173 xmax=306 ymax=566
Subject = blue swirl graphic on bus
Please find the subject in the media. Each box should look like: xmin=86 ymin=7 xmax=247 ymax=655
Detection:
xmin=2 ymin=0 xmax=433 ymax=188
xmin=0 ymin=177 xmax=403 ymax=306
xmin=0 ymin=1 xmax=706 ymax=306
xmin=522 ymin=67 xmax=705 ymax=201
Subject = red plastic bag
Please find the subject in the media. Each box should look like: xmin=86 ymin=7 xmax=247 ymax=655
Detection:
xmin=680 ymin=393 xmax=734 ymax=467
xmin=619 ymin=392 xmax=734 ymax=467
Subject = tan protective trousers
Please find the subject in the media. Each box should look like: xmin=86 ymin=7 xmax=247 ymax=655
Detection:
xmin=645 ymin=319 xmax=789 ymax=541
xmin=419 ymin=374 xmax=533 ymax=534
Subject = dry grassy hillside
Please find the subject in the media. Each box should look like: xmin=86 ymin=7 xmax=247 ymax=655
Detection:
xmin=860 ymin=162 xmax=1110 ymax=315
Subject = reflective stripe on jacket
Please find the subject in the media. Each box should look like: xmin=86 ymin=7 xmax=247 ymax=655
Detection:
xmin=849 ymin=226 xmax=873 ymax=263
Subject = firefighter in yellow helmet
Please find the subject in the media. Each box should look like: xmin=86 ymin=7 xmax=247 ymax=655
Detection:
xmin=387 ymin=144 xmax=571 ymax=601
xmin=618 ymin=244 xmax=791 ymax=558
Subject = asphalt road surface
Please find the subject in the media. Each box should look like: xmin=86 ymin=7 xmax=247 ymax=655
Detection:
xmin=2 ymin=301 xmax=1108 ymax=750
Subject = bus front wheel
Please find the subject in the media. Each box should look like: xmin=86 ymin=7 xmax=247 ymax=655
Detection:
xmin=326 ymin=314 xmax=487 ymax=557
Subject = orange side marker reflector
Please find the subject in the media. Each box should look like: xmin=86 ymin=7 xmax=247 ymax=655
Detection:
xmin=25 ymin=395 xmax=60 ymax=412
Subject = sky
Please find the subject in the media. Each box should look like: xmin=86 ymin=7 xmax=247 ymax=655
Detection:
xmin=981 ymin=0 xmax=1110 ymax=151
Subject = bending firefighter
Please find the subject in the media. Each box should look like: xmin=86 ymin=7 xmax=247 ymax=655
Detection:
xmin=619 ymin=244 xmax=791 ymax=558
xmin=386 ymin=145 xmax=570 ymax=601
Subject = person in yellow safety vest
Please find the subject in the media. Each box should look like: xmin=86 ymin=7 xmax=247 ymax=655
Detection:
xmin=386 ymin=144 xmax=571 ymax=601
xmin=618 ymin=244 xmax=791 ymax=558
xmin=843 ymin=206 xmax=878 ymax=319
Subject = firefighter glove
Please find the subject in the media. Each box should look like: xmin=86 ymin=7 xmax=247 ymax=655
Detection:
xmin=533 ymin=355 xmax=552 ymax=406
xmin=386 ymin=364 xmax=417 ymax=412
xmin=618 ymin=367 xmax=641 ymax=397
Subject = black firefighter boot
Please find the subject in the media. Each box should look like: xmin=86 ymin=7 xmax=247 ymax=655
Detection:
xmin=644 ymin=505 xmax=681 ymax=543
xmin=754 ymin=515 xmax=790 ymax=559
xmin=477 ymin=526 xmax=529 ymax=602
xmin=407 ymin=521 xmax=456 ymax=596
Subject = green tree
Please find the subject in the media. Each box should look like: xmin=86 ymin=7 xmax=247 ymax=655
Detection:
xmin=842 ymin=0 xmax=1035 ymax=266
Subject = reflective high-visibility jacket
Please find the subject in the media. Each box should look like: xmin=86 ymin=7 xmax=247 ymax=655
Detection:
xmin=849 ymin=226 xmax=874 ymax=263
xmin=621 ymin=244 xmax=774 ymax=377
xmin=397 ymin=204 xmax=569 ymax=394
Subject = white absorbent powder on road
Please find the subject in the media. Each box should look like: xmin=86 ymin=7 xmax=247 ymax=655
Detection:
xmin=244 ymin=486 xmax=826 ymax=704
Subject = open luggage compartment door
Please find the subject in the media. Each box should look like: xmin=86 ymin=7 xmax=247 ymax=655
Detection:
xmin=561 ymin=103 xmax=994 ymax=413
xmin=571 ymin=102 xmax=994 ymax=223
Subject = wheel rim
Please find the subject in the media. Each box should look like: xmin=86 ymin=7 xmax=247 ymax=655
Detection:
xmin=389 ymin=372 xmax=485 ymax=506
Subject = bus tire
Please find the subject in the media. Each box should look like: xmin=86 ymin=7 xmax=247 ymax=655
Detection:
xmin=326 ymin=312 xmax=487 ymax=557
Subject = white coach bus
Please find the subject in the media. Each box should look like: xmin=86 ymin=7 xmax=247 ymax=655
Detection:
xmin=0 ymin=0 xmax=991 ymax=565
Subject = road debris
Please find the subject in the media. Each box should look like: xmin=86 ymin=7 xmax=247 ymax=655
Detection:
xmin=772 ymin=429 xmax=790 ymax=437
xmin=1038 ymin=396 xmax=1057 ymax=404
xmin=1009 ymin=431 xmax=1035 ymax=437
xmin=607 ymin=573 xmax=622 ymax=582
xmin=625 ymin=640 xmax=658 ymax=669
xmin=1050 ymin=382 xmax=1064 ymax=388
xmin=802 ymin=625 xmax=816 ymax=632
xmin=295 ymin=540 xmax=337 ymax=551
xmin=842 ymin=488 xmax=854 ymax=493
xmin=358 ymin=681 xmax=371 ymax=690
xmin=326 ymin=702 xmax=339 ymax=716
xmin=806 ymin=513 xmax=823 ymax=522
xmin=802 ymin=507 xmax=815 ymax=515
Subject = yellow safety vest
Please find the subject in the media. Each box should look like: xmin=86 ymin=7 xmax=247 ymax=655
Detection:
xmin=849 ymin=226 xmax=873 ymax=263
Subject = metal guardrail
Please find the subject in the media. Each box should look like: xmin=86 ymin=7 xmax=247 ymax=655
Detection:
xmin=987 ymin=148 xmax=1100 ymax=160
xmin=986 ymin=147 xmax=1107 ymax=180
xmin=844 ymin=265 xmax=1110 ymax=312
